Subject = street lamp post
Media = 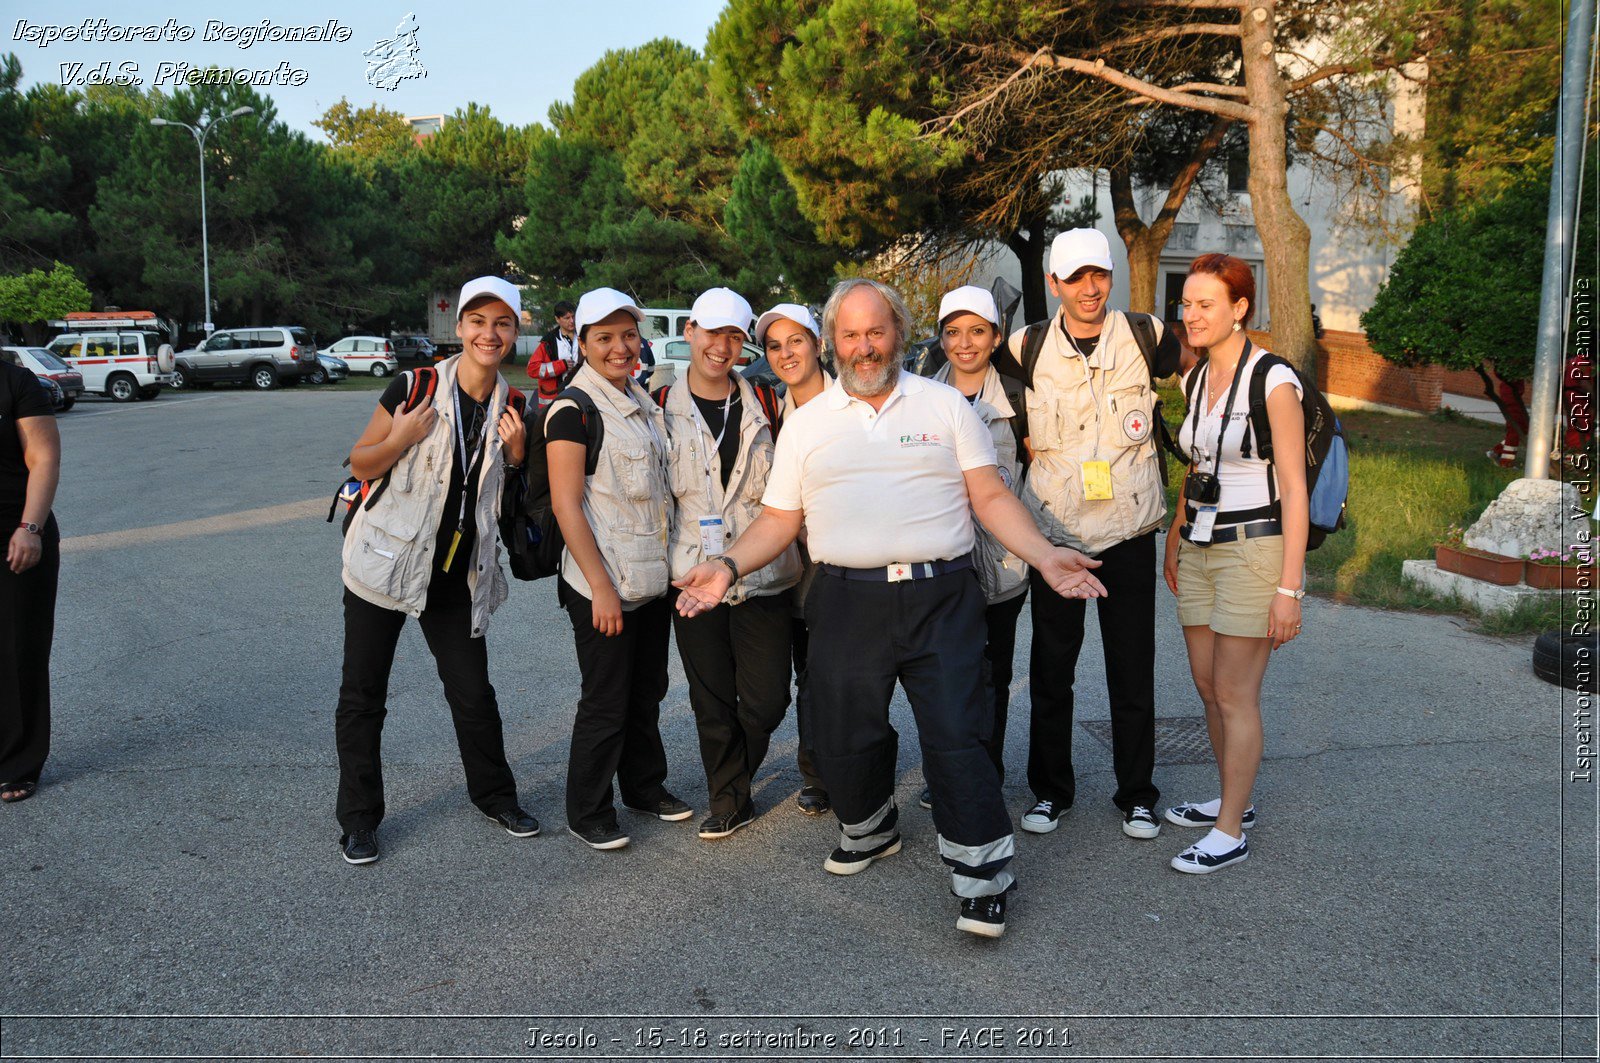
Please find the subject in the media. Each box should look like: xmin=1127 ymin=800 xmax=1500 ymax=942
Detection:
xmin=150 ymin=106 xmax=254 ymax=335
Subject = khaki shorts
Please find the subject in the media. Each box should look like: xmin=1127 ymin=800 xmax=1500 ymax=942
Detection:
xmin=1175 ymin=533 xmax=1284 ymax=638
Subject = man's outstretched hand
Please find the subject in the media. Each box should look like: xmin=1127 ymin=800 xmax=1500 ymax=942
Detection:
xmin=1036 ymin=547 xmax=1108 ymax=600
xmin=673 ymin=562 xmax=732 ymax=617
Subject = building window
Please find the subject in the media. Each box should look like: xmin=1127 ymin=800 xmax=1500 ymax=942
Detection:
xmin=1225 ymin=225 xmax=1259 ymax=253
xmin=1169 ymin=223 xmax=1198 ymax=251
xmin=1227 ymin=148 xmax=1249 ymax=194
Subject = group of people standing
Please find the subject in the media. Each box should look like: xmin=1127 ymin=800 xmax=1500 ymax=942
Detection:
xmin=331 ymin=228 xmax=1308 ymax=940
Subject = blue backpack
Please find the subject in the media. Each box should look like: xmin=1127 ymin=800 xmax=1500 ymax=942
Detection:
xmin=1183 ymin=351 xmax=1350 ymax=550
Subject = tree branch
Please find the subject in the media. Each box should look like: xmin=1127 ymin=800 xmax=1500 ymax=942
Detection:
xmin=1119 ymin=0 xmax=1246 ymax=8
xmin=1288 ymin=63 xmax=1368 ymax=94
xmin=1168 ymin=82 xmax=1248 ymax=96
xmin=1103 ymin=22 xmax=1242 ymax=48
xmin=1019 ymin=48 xmax=1253 ymax=122
xmin=924 ymin=53 xmax=1044 ymax=134
xmin=1154 ymin=112 xmax=1234 ymax=229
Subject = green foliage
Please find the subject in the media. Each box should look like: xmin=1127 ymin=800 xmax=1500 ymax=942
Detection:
xmin=0 ymin=261 xmax=92 ymax=329
xmin=1363 ymin=159 xmax=1598 ymax=381
xmin=724 ymin=141 xmax=839 ymax=303
xmin=312 ymin=98 xmax=414 ymax=161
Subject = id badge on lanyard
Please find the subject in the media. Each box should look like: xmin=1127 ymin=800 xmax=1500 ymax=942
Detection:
xmin=1081 ymin=460 xmax=1114 ymax=500
xmin=1189 ymin=506 xmax=1218 ymax=543
xmin=695 ymin=388 xmax=734 ymax=561
xmin=443 ymin=388 xmax=486 ymax=573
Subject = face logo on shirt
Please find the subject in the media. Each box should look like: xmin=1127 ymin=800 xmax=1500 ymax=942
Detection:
xmin=898 ymin=431 xmax=942 ymax=448
xmin=1122 ymin=409 xmax=1151 ymax=442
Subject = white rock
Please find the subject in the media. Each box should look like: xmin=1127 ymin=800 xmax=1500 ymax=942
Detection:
xmin=1464 ymin=478 xmax=1585 ymax=559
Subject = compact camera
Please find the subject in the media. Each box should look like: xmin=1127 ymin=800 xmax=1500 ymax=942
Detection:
xmin=1184 ymin=469 xmax=1221 ymax=506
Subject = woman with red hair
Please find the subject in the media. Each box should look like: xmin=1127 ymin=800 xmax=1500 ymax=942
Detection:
xmin=1162 ymin=253 xmax=1307 ymax=875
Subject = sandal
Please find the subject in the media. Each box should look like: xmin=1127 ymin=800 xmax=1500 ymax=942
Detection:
xmin=1 ymin=780 xmax=37 ymax=803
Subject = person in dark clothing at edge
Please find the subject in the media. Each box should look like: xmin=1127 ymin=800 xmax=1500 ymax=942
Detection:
xmin=0 ymin=357 xmax=61 ymax=806
xmin=334 ymin=276 xmax=540 ymax=865
xmin=997 ymin=228 xmax=1184 ymax=843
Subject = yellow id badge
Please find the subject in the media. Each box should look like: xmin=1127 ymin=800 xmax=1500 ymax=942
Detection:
xmin=1081 ymin=460 xmax=1114 ymax=500
xmin=442 ymin=529 xmax=462 ymax=573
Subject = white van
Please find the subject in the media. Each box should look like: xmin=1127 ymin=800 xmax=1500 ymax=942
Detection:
xmin=639 ymin=307 xmax=692 ymax=341
xmin=45 ymin=313 xmax=176 ymax=402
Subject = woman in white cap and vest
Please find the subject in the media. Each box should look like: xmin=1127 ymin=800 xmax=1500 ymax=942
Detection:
xmin=922 ymin=285 xmax=1029 ymax=808
xmin=656 ymin=289 xmax=802 ymax=839
xmin=755 ymin=302 xmax=832 ymax=816
xmin=547 ymin=287 xmax=691 ymax=850
xmin=335 ymin=275 xmax=539 ymax=866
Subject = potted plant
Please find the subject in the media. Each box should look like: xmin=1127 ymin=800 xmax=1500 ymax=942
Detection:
xmin=1525 ymin=546 xmax=1597 ymax=591
xmin=1434 ymin=525 xmax=1524 ymax=585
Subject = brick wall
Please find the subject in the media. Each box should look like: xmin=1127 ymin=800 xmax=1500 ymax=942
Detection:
xmin=1243 ymin=328 xmax=1444 ymax=414
xmin=1442 ymin=367 xmax=1490 ymax=397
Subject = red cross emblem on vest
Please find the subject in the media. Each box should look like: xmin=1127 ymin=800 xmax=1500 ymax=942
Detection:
xmin=1122 ymin=409 xmax=1151 ymax=442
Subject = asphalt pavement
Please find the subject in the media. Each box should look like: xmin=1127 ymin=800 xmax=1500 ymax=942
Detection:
xmin=0 ymin=384 xmax=1592 ymax=1062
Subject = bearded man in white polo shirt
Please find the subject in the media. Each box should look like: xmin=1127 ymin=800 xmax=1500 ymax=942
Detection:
xmin=674 ymin=278 xmax=1106 ymax=939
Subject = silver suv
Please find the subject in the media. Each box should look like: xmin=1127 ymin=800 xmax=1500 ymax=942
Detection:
xmin=173 ymin=327 xmax=319 ymax=390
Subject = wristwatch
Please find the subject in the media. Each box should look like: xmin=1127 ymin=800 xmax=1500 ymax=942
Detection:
xmin=712 ymin=554 xmax=740 ymax=581
xmin=1275 ymin=586 xmax=1305 ymax=600
xmin=17 ymin=521 xmax=40 ymax=535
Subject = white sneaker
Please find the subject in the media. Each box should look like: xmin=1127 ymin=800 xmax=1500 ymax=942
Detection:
xmin=1170 ymin=835 xmax=1249 ymax=874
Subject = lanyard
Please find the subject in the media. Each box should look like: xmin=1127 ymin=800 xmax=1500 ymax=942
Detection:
xmin=1188 ymin=340 xmax=1252 ymax=474
xmin=452 ymin=385 xmax=488 ymax=529
xmin=691 ymin=386 xmax=736 ymax=501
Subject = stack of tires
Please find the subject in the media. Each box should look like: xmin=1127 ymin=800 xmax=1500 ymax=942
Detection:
xmin=1534 ymin=630 xmax=1598 ymax=693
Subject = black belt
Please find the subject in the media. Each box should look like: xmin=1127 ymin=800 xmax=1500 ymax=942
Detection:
xmin=818 ymin=554 xmax=973 ymax=582
xmin=1179 ymin=520 xmax=1283 ymax=547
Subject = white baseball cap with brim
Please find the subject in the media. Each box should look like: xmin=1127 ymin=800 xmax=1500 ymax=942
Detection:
xmin=690 ymin=288 xmax=754 ymax=336
xmin=574 ymin=287 xmax=645 ymax=334
xmin=457 ymin=276 xmax=522 ymax=319
xmin=937 ymin=285 xmax=1001 ymax=328
xmin=754 ymin=303 xmax=820 ymax=345
xmin=1049 ymin=228 xmax=1115 ymax=280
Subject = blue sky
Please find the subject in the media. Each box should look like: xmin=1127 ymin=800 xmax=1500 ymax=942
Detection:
xmin=8 ymin=1 xmax=729 ymax=135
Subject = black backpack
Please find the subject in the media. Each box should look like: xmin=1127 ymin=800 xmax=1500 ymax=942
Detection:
xmin=1181 ymin=351 xmax=1350 ymax=550
xmin=1008 ymin=312 xmax=1181 ymax=486
xmin=502 ymin=385 xmax=604 ymax=580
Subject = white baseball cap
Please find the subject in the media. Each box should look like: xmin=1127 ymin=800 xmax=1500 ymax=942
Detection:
xmin=1049 ymin=228 xmax=1115 ymax=280
xmin=690 ymin=288 xmax=754 ymax=336
xmin=574 ymin=287 xmax=645 ymax=334
xmin=936 ymin=285 xmax=1000 ymax=328
xmin=753 ymin=303 xmax=820 ymax=345
xmin=457 ymin=276 xmax=521 ymax=320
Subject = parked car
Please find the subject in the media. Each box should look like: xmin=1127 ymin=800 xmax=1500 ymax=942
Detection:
xmin=35 ymin=373 xmax=65 ymax=411
xmin=320 ymin=336 xmax=399 ymax=377
xmin=389 ymin=334 xmax=437 ymax=364
xmin=171 ymin=326 xmax=320 ymax=391
xmin=2 ymin=346 xmax=85 ymax=410
xmin=310 ymin=353 xmax=349 ymax=385
xmin=644 ymin=334 xmax=762 ymax=391
xmin=44 ymin=314 xmax=177 ymax=401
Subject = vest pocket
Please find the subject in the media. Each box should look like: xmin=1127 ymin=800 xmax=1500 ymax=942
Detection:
xmin=742 ymin=441 xmax=774 ymax=504
xmin=613 ymin=532 xmax=670 ymax=602
xmin=1026 ymin=380 xmax=1061 ymax=451
xmin=1113 ymin=385 xmax=1156 ymax=451
xmin=614 ymin=446 xmax=656 ymax=503
xmin=353 ymin=502 xmax=426 ymax=598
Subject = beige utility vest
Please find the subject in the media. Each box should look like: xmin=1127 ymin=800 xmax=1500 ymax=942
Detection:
xmin=551 ymin=362 xmax=672 ymax=608
xmin=662 ymin=375 xmax=802 ymax=605
xmin=342 ymin=355 xmax=512 ymax=636
xmin=933 ymin=363 xmax=1028 ymax=605
xmin=1010 ymin=310 xmax=1166 ymax=556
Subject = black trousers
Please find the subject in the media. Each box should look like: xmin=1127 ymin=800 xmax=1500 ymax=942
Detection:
xmin=806 ymin=568 xmax=1014 ymax=897
xmin=1027 ymin=529 xmax=1159 ymax=812
xmin=673 ymin=591 xmax=793 ymax=816
xmin=562 ymin=585 xmax=672 ymax=834
xmin=334 ymin=588 xmax=520 ymax=833
xmin=788 ymin=619 xmax=825 ymax=790
xmin=0 ymin=515 xmax=59 ymax=787
xmin=981 ymin=590 xmax=1028 ymax=781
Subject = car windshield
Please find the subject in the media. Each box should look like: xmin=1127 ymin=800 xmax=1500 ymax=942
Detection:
xmin=29 ymin=348 xmax=70 ymax=371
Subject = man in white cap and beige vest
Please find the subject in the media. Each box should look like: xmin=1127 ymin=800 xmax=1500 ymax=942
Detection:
xmin=999 ymin=228 xmax=1183 ymax=842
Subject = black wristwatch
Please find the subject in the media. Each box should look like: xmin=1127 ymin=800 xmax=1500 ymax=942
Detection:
xmin=712 ymin=554 xmax=739 ymax=581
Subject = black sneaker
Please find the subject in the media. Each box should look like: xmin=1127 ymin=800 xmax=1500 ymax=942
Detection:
xmin=822 ymin=833 xmax=902 ymax=875
xmin=698 ymin=805 xmax=755 ymax=840
xmin=795 ymin=786 xmax=830 ymax=816
xmin=340 ymin=829 xmax=379 ymax=865
xmin=1020 ymin=798 xmax=1063 ymax=834
xmin=1121 ymin=806 xmax=1161 ymax=839
xmin=485 ymin=807 xmax=541 ymax=837
xmin=1164 ymin=802 xmax=1258 ymax=830
xmin=918 ymin=787 xmax=933 ymax=810
xmin=623 ymin=792 xmax=693 ymax=822
xmin=569 ymin=824 xmax=630 ymax=850
xmin=956 ymin=885 xmax=1015 ymax=938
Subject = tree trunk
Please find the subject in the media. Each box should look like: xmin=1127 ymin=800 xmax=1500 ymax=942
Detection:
xmin=1241 ymin=0 xmax=1316 ymax=372
xmin=1006 ymin=225 xmax=1049 ymax=325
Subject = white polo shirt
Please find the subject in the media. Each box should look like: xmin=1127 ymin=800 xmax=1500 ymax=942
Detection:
xmin=762 ymin=372 xmax=998 ymax=568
